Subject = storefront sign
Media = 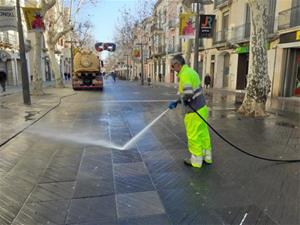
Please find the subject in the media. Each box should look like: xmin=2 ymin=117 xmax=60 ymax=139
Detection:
xmin=280 ymin=31 xmax=300 ymax=44
xmin=235 ymin=46 xmax=249 ymax=54
xmin=22 ymin=7 xmax=45 ymax=32
xmin=296 ymin=31 xmax=300 ymax=41
xmin=179 ymin=13 xmax=196 ymax=38
xmin=199 ymin=15 xmax=215 ymax=38
xmin=235 ymin=42 xmax=270 ymax=54
xmin=0 ymin=6 xmax=17 ymax=31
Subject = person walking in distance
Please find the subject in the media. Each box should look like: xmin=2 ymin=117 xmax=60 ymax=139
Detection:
xmin=204 ymin=74 xmax=211 ymax=89
xmin=0 ymin=70 xmax=7 ymax=92
xmin=168 ymin=54 xmax=212 ymax=168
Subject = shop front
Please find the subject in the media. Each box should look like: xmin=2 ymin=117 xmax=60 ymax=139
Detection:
xmin=279 ymin=30 xmax=300 ymax=97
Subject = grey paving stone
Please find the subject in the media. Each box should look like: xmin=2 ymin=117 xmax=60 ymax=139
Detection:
xmin=119 ymin=214 xmax=171 ymax=225
xmin=39 ymin=165 xmax=79 ymax=183
xmin=11 ymin=200 xmax=69 ymax=225
xmin=0 ymin=183 xmax=33 ymax=223
xmin=66 ymin=196 xmax=117 ymax=224
xmin=145 ymin=159 xmax=181 ymax=174
xmin=168 ymin=209 xmax=226 ymax=225
xmin=112 ymin=149 xmax=142 ymax=164
xmin=115 ymin=175 xmax=155 ymax=194
xmin=28 ymin=181 xmax=75 ymax=202
xmin=78 ymin=157 xmax=113 ymax=179
xmin=114 ymin=162 xmax=148 ymax=177
xmin=68 ymin=220 xmax=118 ymax=225
xmin=158 ymin=188 xmax=204 ymax=213
xmin=214 ymin=205 xmax=278 ymax=225
xmin=151 ymin=172 xmax=193 ymax=190
xmin=0 ymin=216 xmax=10 ymax=225
xmin=73 ymin=177 xmax=114 ymax=198
xmin=116 ymin=191 xmax=165 ymax=219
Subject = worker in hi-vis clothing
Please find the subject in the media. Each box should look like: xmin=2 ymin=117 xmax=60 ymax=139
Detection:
xmin=168 ymin=54 xmax=212 ymax=168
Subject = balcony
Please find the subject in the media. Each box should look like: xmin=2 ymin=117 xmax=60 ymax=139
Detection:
xmin=0 ymin=32 xmax=18 ymax=49
xmin=278 ymin=5 xmax=300 ymax=30
xmin=167 ymin=45 xmax=182 ymax=54
xmin=214 ymin=0 xmax=230 ymax=9
xmin=158 ymin=45 xmax=166 ymax=54
xmin=230 ymin=23 xmax=250 ymax=43
xmin=213 ymin=29 xmax=228 ymax=44
xmin=151 ymin=24 xmax=163 ymax=33
xmin=168 ymin=19 xmax=177 ymax=29
xmin=153 ymin=45 xmax=166 ymax=56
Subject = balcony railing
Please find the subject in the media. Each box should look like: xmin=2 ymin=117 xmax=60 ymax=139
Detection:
xmin=278 ymin=5 xmax=300 ymax=30
xmin=213 ymin=29 xmax=228 ymax=44
xmin=0 ymin=32 xmax=18 ymax=48
xmin=153 ymin=44 xmax=166 ymax=55
xmin=167 ymin=44 xmax=182 ymax=54
xmin=158 ymin=45 xmax=166 ymax=54
xmin=230 ymin=23 xmax=250 ymax=43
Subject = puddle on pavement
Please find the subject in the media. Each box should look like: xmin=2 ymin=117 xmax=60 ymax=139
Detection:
xmin=0 ymin=104 xmax=8 ymax=109
xmin=275 ymin=121 xmax=297 ymax=128
xmin=24 ymin=111 xmax=40 ymax=121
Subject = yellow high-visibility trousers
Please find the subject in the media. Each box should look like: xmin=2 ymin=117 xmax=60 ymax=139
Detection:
xmin=184 ymin=105 xmax=211 ymax=156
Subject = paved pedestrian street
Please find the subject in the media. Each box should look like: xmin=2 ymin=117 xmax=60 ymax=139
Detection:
xmin=0 ymin=80 xmax=299 ymax=225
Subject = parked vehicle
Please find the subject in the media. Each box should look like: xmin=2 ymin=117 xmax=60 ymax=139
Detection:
xmin=72 ymin=50 xmax=103 ymax=90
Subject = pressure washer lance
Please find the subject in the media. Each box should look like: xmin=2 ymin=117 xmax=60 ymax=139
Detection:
xmin=187 ymin=103 xmax=300 ymax=163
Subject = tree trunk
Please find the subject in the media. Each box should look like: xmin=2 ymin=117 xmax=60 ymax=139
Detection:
xmin=182 ymin=2 xmax=193 ymax=66
xmin=47 ymin=45 xmax=64 ymax=88
xmin=184 ymin=39 xmax=193 ymax=66
xmin=238 ymin=0 xmax=271 ymax=117
xmin=32 ymin=32 xmax=45 ymax=96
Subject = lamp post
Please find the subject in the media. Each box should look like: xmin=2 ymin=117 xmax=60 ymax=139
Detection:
xmin=125 ymin=54 xmax=129 ymax=80
xmin=16 ymin=0 xmax=31 ymax=105
xmin=193 ymin=2 xmax=201 ymax=73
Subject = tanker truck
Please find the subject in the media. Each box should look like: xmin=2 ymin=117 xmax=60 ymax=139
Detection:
xmin=72 ymin=49 xmax=103 ymax=90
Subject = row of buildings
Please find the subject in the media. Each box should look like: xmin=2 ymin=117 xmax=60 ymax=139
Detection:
xmin=0 ymin=0 xmax=72 ymax=87
xmin=115 ymin=0 xmax=300 ymax=97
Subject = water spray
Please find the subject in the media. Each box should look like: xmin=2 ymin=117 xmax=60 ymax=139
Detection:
xmin=119 ymin=108 xmax=170 ymax=150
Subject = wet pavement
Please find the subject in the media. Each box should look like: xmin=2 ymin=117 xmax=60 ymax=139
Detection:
xmin=0 ymin=79 xmax=299 ymax=225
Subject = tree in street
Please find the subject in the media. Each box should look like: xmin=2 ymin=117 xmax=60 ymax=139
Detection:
xmin=72 ymin=21 xmax=95 ymax=51
xmin=238 ymin=0 xmax=271 ymax=117
xmin=31 ymin=0 xmax=55 ymax=95
xmin=31 ymin=0 xmax=97 ymax=94
xmin=114 ymin=0 xmax=154 ymax=80
xmin=44 ymin=4 xmax=73 ymax=88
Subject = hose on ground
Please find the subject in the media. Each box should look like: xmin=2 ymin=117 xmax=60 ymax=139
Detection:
xmin=187 ymin=103 xmax=300 ymax=163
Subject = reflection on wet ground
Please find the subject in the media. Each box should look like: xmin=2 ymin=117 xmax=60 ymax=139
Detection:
xmin=24 ymin=111 xmax=40 ymax=121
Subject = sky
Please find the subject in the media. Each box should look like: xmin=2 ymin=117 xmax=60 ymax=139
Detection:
xmin=78 ymin=0 xmax=139 ymax=58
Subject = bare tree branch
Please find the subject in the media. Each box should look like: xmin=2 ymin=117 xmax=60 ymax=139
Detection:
xmin=52 ymin=25 xmax=73 ymax=44
xmin=41 ymin=0 xmax=56 ymax=16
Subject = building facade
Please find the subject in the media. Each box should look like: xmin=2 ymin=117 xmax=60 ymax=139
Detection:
xmin=0 ymin=0 xmax=31 ymax=86
xmin=114 ymin=0 xmax=299 ymax=98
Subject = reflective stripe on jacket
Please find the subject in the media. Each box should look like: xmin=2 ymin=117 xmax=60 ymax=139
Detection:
xmin=177 ymin=64 xmax=206 ymax=113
